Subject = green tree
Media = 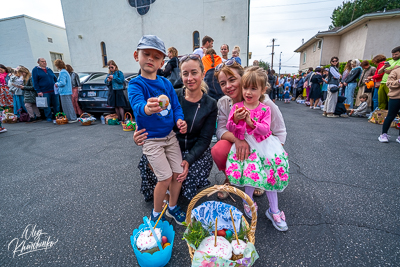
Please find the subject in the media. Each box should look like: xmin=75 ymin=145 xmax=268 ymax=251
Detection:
xmin=329 ymin=0 xmax=400 ymax=29
xmin=258 ymin=59 xmax=270 ymax=70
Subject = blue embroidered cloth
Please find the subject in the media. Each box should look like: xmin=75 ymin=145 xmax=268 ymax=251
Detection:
xmin=191 ymin=201 xmax=243 ymax=233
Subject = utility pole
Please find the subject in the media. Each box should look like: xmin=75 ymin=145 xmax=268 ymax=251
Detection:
xmin=279 ymin=52 xmax=282 ymax=75
xmin=267 ymin=38 xmax=279 ymax=70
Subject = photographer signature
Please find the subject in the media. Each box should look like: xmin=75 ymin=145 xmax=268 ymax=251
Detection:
xmin=8 ymin=224 xmax=58 ymax=258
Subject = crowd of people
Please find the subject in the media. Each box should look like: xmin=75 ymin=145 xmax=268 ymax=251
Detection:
xmin=264 ymin=46 xmax=400 ymax=143
xmin=0 ymin=58 xmax=84 ymax=132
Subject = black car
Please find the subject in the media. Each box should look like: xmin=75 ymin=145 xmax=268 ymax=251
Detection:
xmin=78 ymin=72 xmax=107 ymax=84
xmin=78 ymin=72 xmax=138 ymax=113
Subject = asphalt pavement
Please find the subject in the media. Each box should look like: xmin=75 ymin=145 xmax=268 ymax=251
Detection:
xmin=1 ymin=101 xmax=399 ymax=267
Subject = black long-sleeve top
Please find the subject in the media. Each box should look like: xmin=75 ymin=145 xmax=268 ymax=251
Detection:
xmin=174 ymin=88 xmax=218 ymax=165
xmin=163 ymin=57 xmax=178 ymax=78
xmin=344 ymin=67 xmax=362 ymax=83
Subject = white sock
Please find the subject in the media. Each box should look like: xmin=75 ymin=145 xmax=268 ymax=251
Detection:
xmin=152 ymin=210 xmax=161 ymax=217
xmin=169 ymin=205 xmax=176 ymax=210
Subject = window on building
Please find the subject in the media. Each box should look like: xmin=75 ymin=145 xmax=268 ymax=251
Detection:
xmin=318 ymin=40 xmax=322 ymax=49
xmin=50 ymin=52 xmax=63 ymax=71
xmin=128 ymin=0 xmax=156 ymax=15
xmin=48 ymin=37 xmax=53 ymax=43
xmin=101 ymin=42 xmax=107 ymax=67
xmin=193 ymin=31 xmax=200 ymax=51
xmin=313 ymin=43 xmax=317 ymax=52
xmin=303 ymin=52 xmax=306 ymax=64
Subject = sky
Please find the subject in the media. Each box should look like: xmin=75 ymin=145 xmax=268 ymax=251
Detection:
xmin=0 ymin=0 xmax=345 ymax=74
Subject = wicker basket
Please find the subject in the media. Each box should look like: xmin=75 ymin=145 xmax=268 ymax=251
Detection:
xmin=122 ymin=112 xmax=135 ymax=131
xmin=186 ymin=184 xmax=257 ymax=261
xmin=56 ymin=113 xmax=68 ymax=125
xmin=79 ymin=113 xmax=93 ymax=126
xmin=2 ymin=113 xmax=18 ymax=123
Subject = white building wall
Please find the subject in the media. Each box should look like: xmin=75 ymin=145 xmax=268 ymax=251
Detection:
xmin=0 ymin=16 xmax=34 ymax=69
xmin=0 ymin=15 xmax=71 ymax=71
xmin=61 ymin=0 xmax=249 ymax=72
xmin=24 ymin=16 xmax=71 ymax=71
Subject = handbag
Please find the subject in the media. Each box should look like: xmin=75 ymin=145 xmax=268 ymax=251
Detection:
xmin=167 ymin=58 xmax=183 ymax=88
xmin=36 ymin=96 xmax=48 ymax=107
xmin=329 ymin=86 xmax=339 ymax=93
xmin=17 ymin=108 xmax=30 ymax=122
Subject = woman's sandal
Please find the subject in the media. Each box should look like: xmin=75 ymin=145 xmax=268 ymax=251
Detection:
xmin=254 ymin=188 xmax=265 ymax=197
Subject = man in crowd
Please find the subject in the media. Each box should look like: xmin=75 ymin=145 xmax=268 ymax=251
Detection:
xmin=220 ymin=44 xmax=229 ymax=62
xmin=32 ymin=58 xmax=59 ymax=122
xmin=377 ymin=46 xmax=400 ymax=110
xmin=193 ymin=36 xmax=214 ymax=58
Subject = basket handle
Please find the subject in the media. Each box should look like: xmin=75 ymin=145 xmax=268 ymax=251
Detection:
xmin=185 ymin=184 xmax=257 ymax=237
xmin=80 ymin=112 xmax=91 ymax=119
xmin=124 ymin=112 xmax=132 ymax=121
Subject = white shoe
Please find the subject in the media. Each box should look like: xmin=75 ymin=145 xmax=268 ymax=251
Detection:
xmin=314 ymin=106 xmax=321 ymax=110
xmin=378 ymin=133 xmax=389 ymax=143
xmin=68 ymin=119 xmax=78 ymax=123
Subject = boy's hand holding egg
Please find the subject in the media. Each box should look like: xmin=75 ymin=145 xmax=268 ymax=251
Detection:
xmin=145 ymin=97 xmax=163 ymax=115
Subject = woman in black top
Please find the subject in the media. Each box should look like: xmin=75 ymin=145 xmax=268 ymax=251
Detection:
xmin=162 ymin=47 xmax=182 ymax=88
xmin=309 ymin=67 xmax=323 ymax=109
xmin=135 ymin=54 xmax=218 ymax=201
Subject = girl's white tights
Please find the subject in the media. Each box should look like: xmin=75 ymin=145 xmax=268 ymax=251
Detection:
xmin=244 ymin=186 xmax=279 ymax=214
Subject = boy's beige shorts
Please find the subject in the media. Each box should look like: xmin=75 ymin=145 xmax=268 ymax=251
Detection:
xmin=143 ymin=131 xmax=183 ymax=181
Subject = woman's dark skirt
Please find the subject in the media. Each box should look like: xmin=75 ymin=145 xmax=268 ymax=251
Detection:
xmin=107 ymin=89 xmax=128 ymax=107
xmin=138 ymin=147 xmax=213 ymax=202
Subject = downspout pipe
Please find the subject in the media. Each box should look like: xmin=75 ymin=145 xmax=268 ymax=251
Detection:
xmin=247 ymin=0 xmax=250 ymax=66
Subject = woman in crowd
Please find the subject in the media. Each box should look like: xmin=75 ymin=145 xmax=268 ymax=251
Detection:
xmin=323 ymin=56 xmax=341 ymax=118
xmin=134 ymin=54 xmax=218 ymax=202
xmin=202 ymin=48 xmax=222 ymax=74
xmin=341 ymin=60 xmax=352 ymax=96
xmin=0 ymin=64 xmax=13 ymax=109
xmin=9 ymin=68 xmax=26 ymax=117
xmin=368 ymin=55 xmax=386 ymax=111
xmin=66 ymin=64 xmax=83 ymax=116
xmin=211 ymin=58 xmax=287 ymax=201
xmin=355 ymin=60 xmax=376 ymax=109
xmin=296 ymin=73 xmax=305 ymax=99
xmin=343 ymin=59 xmax=362 ymax=109
xmin=17 ymin=67 xmax=41 ymax=122
xmin=267 ymin=69 xmax=276 ymax=101
xmin=378 ymin=66 xmax=400 ymax=143
xmin=54 ymin=59 xmax=77 ymax=123
xmin=309 ymin=67 xmax=323 ymax=109
xmin=105 ymin=60 xmax=126 ymax=122
xmin=163 ymin=47 xmax=179 ymax=78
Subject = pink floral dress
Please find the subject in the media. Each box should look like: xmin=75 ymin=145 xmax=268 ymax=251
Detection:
xmin=225 ymin=101 xmax=290 ymax=192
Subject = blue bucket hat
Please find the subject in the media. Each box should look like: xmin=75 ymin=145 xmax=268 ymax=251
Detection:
xmin=137 ymin=35 xmax=167 ymax=56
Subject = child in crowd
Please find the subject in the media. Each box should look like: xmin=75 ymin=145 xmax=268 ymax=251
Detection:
xmin=278 ymin=83 xmax=284 ymax=101
xmin=8 ymin=68 xmax=25 ymax=118
xmin=283 ymin=86 xmax=291 ymax=103
xmin=128 ymin=35 xmax=188 ymax=224
xmin=349 ymin=94 xmax=368 ymax=117
xmin=231 ymin=46 xmax=242 ymax=65
xmin=226 ymin=66 xmax=290 ymax=231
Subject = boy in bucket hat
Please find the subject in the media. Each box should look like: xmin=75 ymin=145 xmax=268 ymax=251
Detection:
xmin=128 ymin=35 xmax=188 ymax=225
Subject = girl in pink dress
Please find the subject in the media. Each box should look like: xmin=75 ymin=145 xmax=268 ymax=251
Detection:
xmin=226 ymin=66 xmax=290 ymax=231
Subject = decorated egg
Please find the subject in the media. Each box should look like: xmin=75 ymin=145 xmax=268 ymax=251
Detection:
xmin=217 ymin=230 xmax=226 ymax=237
xmin=161 ymin=236 xmax=168 ymax=245
xmin=225 ymin=230 xmax=233 ymax=239
xmin=162 ymin=242 xmax=170 ymax=249
xmin=158 ymin=95 xmax=169 ymax=110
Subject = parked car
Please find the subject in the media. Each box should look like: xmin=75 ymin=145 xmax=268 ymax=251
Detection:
xmin=78 ymin=72 xmax=138 ymax=113
xmin=77 ymin=72 xmax=107 ymax=84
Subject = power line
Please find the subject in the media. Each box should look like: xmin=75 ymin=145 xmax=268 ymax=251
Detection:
xmin=254 ymin=0 xmax=338 ymax=8
xmin=252 ymin=16 xmax=328 ymax=22
xmin=252 ymin=27 xmax=322 ymax=34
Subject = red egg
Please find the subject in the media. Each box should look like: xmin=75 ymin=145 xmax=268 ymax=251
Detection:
xmin=162 ymin=236 xmax=168 ymax=244
xmin=217 ymin=230 xmax=226 ymax=237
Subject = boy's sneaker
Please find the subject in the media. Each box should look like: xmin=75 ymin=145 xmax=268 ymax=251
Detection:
xmin=166 ymin=206 xmax=186 ymax=225
xmin=150 ymin=211 xmax=166 ymax=222
xmin=396 ymin=136 xmax=400 ymax=144
xmin=243 ymin=202 xmax=258 ymax=219
xmin=0 ymin=127 xmax=7 ymax=133
xmin=266 ymin=208 xmax=288 ymax=232
xmin=378 ymin=133 xmax=389 ymax=143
